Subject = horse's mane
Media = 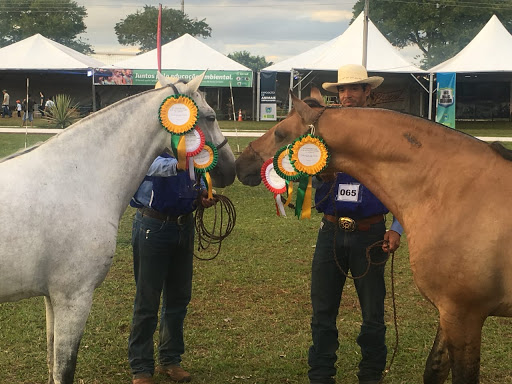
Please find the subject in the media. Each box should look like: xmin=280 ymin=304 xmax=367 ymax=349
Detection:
xmin=0 ymin=82 xmax=189 ymax=164
xmin=0 ymin=141 xmax=44 ymax=163
xmin=490 ymin=141 xmax=512 ymax=161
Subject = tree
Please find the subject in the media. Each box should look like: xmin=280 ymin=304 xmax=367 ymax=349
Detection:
xmin=0 ymin=0 xmax=91 ymax=53
xmin=115 ymin=6 xmax=211 ymax=53
xmin=352 ymin=0 xmax=512 ymax=68
xmin=227 ymin=51 xmax=273 ymax=72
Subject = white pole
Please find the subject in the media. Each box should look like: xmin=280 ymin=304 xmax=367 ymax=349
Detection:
xmin=229 ymin=82 xmax=240 ymax=153
xmin=428 ymin=73 xmax=434 ymax=120
xmin=362 ymin=0 xmax=369 ymax=68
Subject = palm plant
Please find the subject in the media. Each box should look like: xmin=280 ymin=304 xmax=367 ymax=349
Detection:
xmin=46 ymin=94 xmax=79 ymax=129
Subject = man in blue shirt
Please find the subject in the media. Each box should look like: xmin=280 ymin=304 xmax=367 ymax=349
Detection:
xmin=307 ymin=65 xmax=403 ymax=384
xmin=128 ymin=153 xmax=215 ymax=384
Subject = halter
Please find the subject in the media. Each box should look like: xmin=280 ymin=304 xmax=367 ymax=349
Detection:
xmin=248 ymin=106 xmax=328 ymax=161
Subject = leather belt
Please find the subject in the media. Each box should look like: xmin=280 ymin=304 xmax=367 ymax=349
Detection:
xmin=138 ymin=207 xmax=191 ymax=223
xmin=323 ymin=214 xmax=384 ymax=232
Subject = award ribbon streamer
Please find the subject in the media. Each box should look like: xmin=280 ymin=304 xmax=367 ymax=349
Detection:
xmin=295 ymin=174 xmax=312 ymax=219
xmin=284 ymin=181 xmax=293 ymax=207
xmin=203 ymin=172 xmax=213 ymax=200
xmin=171 ymin=134 xmax=187 ymax=170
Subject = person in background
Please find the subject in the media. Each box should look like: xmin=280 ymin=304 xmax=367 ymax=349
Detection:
xmin=307 ymin=64 xmax=403 ymax=384
xmin=16 ymin=100 xmax=22 ymax=117
xmin=21 ymin=94 xmax=35 ymax=127
xmin=39 ymin=91 xmax=45 ymax=116
xmin=45 ymin=97 xmax=55 ymax=115
xmin=128 ymin=152 xmax=216 ymax=384
xmin=2 ymin=89 xmax=12 ymax=118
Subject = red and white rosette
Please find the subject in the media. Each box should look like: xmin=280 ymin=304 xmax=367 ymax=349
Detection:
xmin=261 ymin=158 xmax=287 ymax=216
xmin=184 ymin=126 xmax=206 ymax=180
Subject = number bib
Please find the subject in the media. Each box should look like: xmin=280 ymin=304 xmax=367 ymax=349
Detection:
xmin=336 ymin=183 xmax=362 ymax=203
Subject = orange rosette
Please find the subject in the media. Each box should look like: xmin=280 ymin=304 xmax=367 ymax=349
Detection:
xmin=289 ymin=134 xmax=330 ymax=176
xmin=159 ymin=94 xmax=198 ymax=135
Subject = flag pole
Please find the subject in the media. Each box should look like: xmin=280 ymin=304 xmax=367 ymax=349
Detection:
xmin=362 ymin=0 xmax=369 ymax=68
xmin=157 ymin=3 xmax=162 ymax=73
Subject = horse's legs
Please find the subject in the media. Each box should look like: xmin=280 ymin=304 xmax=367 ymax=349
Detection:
xmin=45 ymin=297 xmax=56 ymax=384
xmin=423 ymin=324 xmax=451 ymax=384
xmin=427 ymin=311 xmax=483 ymax=384
xmin=49 ymin=290 xmax=94 ymax=384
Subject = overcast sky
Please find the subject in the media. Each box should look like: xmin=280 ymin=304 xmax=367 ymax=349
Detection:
xmin=77 ymin=0 xmax=421 ymax=65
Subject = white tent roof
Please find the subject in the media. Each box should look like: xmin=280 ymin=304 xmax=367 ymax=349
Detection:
xmin=263 ymin=13 xmax=424 ymax=73
xmin=0 ymin=34 xmax=105 ymax=70
xmin=114 ymin=33 xmax=250 ymax=71
xmin=429 ymin=15 xmax=512 ymax=73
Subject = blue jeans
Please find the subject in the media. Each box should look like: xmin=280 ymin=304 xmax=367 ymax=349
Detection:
xmin=128 ymin=210 xmax=194 ymax=375
xmin=1 ymin=105 xmax=11 ymax=117
xmin=308 ymin=218 xmax=387 ymax=383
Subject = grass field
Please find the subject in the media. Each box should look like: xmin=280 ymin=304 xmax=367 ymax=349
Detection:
xmin=0 ymin=124 xmax=511 ymax=384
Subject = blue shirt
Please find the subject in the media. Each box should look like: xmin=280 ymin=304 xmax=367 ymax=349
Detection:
xmin=314 ymin=173 xmax=403 ymax=234
xmin=130 ymin=154 xmax=206 ymax=216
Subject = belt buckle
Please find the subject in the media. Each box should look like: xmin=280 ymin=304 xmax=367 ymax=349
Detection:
xmin=338 ymin=217 xmax=356 ymax=232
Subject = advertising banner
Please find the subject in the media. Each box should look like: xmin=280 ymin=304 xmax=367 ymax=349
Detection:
xmin=436 ymin=72 xmax=456 ymax=128
xmin=94 ymin=68 xmax=253 ymax=87
xmin=260 ymin=71 xmax=277 ymax=121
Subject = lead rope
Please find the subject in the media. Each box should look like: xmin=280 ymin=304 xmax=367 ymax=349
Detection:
xmin=193 ymin=193 xmax=236 ymax=260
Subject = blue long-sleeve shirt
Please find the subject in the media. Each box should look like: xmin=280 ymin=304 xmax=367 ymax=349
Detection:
xmin=131 ymin=154 xmax=206 ymax=215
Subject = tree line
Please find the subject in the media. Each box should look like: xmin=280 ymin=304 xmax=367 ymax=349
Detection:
xmin=0 ymin=0 xmax=511 ymax=70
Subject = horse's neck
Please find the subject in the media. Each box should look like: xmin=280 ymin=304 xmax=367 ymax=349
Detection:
xmin=33 ymin=89 xmax=171 ymax=217
xmin=319 ymin=108 xmax=489 ymax=225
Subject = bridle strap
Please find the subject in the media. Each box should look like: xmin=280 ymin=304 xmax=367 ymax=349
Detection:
xmin=307 ymin=106 xmax=327 ymax=135
xmin=247 ymin=141 xmax=265 ymax=163
xmin=216 ymin=137 xmax=228 ymax=150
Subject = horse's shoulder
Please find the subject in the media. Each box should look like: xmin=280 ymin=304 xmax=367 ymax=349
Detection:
xmin=490 ymin=141 xmax=512 ymax=161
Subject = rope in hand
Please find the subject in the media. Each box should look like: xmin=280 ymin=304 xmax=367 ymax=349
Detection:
xmin=193 ymin=193 xmax=236 ymax=260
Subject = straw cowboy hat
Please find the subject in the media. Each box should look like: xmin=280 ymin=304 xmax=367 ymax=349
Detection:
xmin=322 ymin=64 xmax=384 ymax=93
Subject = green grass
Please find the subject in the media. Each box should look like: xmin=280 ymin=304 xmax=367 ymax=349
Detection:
xmin=0 ymin=131 xmax=511 ymax=384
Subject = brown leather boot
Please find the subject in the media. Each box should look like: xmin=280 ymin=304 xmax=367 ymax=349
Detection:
xmin=156 ymin=364 xmax=191 ymax=382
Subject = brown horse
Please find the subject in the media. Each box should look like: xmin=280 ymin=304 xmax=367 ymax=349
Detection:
xmin=235 ymin=88 xmax=512 ymax=384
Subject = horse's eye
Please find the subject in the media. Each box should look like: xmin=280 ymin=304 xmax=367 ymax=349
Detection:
xmin=205 ymin=115 xmax=216 ymax=122
xmin=275 ymin=129 xmax=286 ymax=141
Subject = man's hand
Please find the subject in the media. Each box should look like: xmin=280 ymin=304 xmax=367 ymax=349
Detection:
xmin=198 ymin=190 xmax=217 ymax=208
xmin=382 ymin=230 xmax=400 ymax=253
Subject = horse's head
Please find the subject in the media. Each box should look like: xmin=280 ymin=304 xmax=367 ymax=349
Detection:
xmin=235 ymin=87 xmax=325 ymax=186
xmin=158 ymin=72 xmax=236 ymax=188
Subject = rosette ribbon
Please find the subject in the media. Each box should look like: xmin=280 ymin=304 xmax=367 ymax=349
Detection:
xmin=261 ymin=158 xmax=287 ymax=216
xmin=159 ymin=94 xmax=199 ymax=170
xmin=289 ymin=134 xmax=330 ymax=219
xmin=193 ymin=141 xmax=218 ymax=199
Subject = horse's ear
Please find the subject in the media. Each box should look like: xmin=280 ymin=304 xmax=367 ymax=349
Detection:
xmin=310 ymin=86 xmax=325 ymax=106
xmin=186 ymin=71 xmax=206 ymax=93
xmin=289 ymin=89 xmax=320 ymax=125
xmin=155 ymin=71 xmax=170 ymax=89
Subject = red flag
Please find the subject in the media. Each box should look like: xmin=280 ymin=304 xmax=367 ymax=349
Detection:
xmin=157 ymin=4 xmax=162 ymax=72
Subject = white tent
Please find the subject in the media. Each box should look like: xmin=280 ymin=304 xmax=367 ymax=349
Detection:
xmin=114 ymin=33 xmax=249 ymax=71
xmin=263 ymin=13 xmax=424 ymax=73
xmin=429 ymin=15 xmax=512 ymax=73
xmin=0 ymin=33 xmax=105 ymax=70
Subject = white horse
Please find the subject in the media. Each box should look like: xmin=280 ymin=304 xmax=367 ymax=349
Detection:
xmin=0 ymin=72 xmax=235 ymax=384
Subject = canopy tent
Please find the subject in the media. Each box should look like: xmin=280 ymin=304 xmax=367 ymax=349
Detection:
xmin=259 ymin=13 xmax=427 ymax=120
xmin=0 ymin=34 xmax=106 ymax=114
xmin=428 ymin=15 xmax=512 ymax=120
xmin=106 ymin=33 xmax=253 ymax=119
xmin=263 ymin=13 xmax=424 ymax=74
xmin=429 ymin=15 xmax=512 ymax=73
xmin=114 ymin=33 xmax=249 ymax=71
xmin=0 ymin=33 xmax=105 ymax=70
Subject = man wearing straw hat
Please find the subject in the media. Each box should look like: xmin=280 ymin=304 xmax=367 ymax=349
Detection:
xmin=308 ymin=64 xmax=403 ymax=384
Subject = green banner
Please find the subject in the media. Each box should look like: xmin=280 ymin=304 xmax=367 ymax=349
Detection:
xmin=94 ymin=68 xmax=253 ymax=87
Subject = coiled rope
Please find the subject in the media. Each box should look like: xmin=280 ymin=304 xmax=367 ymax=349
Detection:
xmin=194 ymin=194 xmax=236 ymax=260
